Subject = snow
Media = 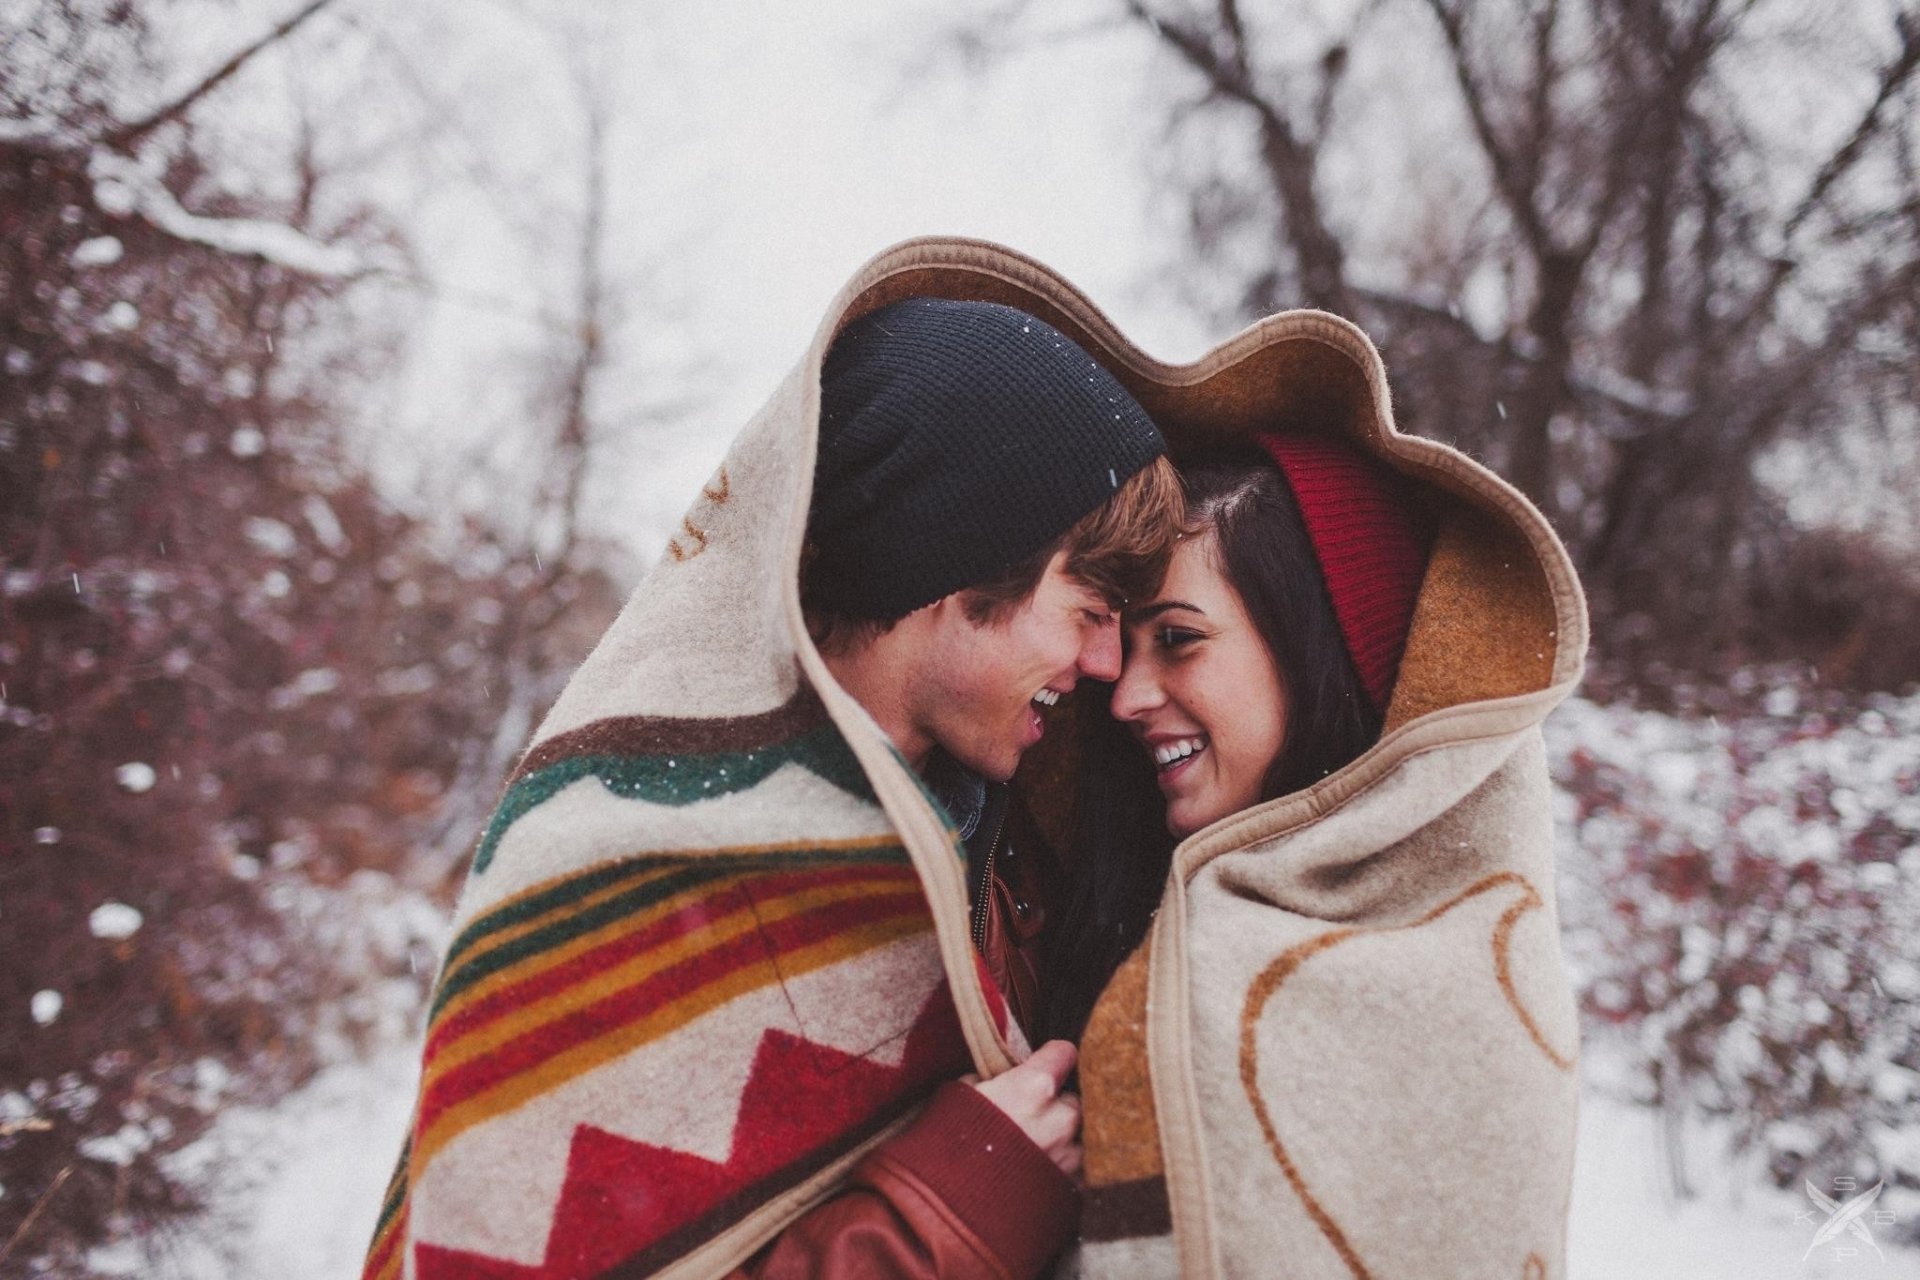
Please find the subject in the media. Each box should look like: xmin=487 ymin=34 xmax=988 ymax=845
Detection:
xmin=1569 ymin=1087 xmax=1919 ymax=1277
xmin=30 ymin=989 xmax=63 ymax=1026
xmin=118 ymin=1036 xmax=1918 ymax=1278
xmin=115 ymin=761 xmax=158 ymax=793
xmin=115 ymin=1046 xmax=417 ymax=1280
xmin=78 ymin=1122 xmax=157 ymax=1167
xmin=87 ymin=151 xmax=384 ymax=279
xmin=302 ymin=495 xmax=348 ymax=552
xmin=71 ymin=235 xmax=125 ymax=267
xmin=89 ymin=902 xmax=145 ymax=940
xmin=242 ymin=516 xmax=299 ymax=558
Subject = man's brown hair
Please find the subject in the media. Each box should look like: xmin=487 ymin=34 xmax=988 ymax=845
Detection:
xmin=958 ymin=454 xmax=1184 ymax=624
xmin=804 ymin=455 xmax=1185 ymax=649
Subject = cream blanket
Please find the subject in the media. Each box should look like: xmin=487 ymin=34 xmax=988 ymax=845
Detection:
xmin=367 ymin=237 xmax=1584 ymax=1280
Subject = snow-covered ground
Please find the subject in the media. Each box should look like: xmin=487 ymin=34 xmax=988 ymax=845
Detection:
xmin=1570 ymin=1088 xmax=1919 ymax=1278
xmin=93 ymin=1046 xmax=419 ymax=1279
xmin=123 ymin=1039 xmax=1918 ymax=1278
xmin=105 ymin=688 xmax=1919 ymax=1277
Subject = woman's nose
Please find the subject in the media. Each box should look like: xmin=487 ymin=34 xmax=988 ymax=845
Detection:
xmin=1108 ymin=655 xmax=1161 ymax=722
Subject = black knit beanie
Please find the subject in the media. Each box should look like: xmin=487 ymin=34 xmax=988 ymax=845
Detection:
xmin=807 ymin=297 xmax=1166 ymax=621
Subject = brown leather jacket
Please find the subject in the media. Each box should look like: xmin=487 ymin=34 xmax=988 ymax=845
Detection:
xmin=732 ymin=785 xmax=1075 ymax=1280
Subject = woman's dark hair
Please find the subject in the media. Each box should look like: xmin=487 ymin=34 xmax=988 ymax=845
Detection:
xmin=1040 ymin=450 xmax=1382 ymax=1043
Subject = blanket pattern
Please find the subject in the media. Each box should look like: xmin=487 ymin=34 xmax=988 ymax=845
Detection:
xmin=365 ymin=688 xmax=978 ymax=1279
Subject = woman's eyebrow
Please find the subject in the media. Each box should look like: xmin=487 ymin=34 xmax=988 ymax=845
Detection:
xmin=1129 ymin=600 xmax=1205 ymax=622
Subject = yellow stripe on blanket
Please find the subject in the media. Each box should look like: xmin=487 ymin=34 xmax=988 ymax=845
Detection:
xmin=429 ymin=874 xmax=920 ymax=1076
xmin=413 ymin=900 xmax=930 ymax=1169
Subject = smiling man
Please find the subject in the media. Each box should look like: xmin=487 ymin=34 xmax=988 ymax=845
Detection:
xmin=803 ymin=297 xmax=1179 ymax=778
xmin=362 ymin=286 xmax=1187 ymax=1280
xmin=740 ymin=295 xmax=1181 ymax=1278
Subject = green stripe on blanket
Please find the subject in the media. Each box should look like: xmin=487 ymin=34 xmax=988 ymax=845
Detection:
xmin=471 ymin=723 xmax=876 ymax=874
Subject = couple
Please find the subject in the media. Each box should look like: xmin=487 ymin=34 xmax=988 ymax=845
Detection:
xmin=368 ymin=239 xmax=1586 ymax=1280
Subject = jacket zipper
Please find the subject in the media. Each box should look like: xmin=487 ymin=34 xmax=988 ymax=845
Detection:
xmin=970 ymin=807 xmax=1009 ymax=955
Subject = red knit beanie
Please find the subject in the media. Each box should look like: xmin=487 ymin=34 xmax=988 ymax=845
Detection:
xmin=1256 ymin=433 xmax=1432 ymax=716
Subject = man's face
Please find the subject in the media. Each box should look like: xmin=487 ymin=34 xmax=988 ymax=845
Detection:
xmin=910 ymin=551 xmax=1121 ymax=782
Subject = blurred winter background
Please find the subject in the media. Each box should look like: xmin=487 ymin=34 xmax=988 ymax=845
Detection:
xmin=3 ymin=0 xmax=1918 ymax=1275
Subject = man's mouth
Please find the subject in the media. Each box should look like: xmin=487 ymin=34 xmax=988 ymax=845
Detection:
xmin=1151 ymin=735 xmax=1207 ymax=774
xmin=1031 ymin=688 xmax=1062 ymax=708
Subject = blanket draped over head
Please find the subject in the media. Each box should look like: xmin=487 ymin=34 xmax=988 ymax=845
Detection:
xmin=365 ymin=238 xmax=1586 ymax=1280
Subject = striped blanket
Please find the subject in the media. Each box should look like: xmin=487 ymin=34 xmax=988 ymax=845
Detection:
xmin=365 ymin=685 xmax=987 ymax=1278
xmin=365 ymin=248 xmax=1029 ymax=1278
xmin=368 ymin=238 xmax=1584 ymax=1279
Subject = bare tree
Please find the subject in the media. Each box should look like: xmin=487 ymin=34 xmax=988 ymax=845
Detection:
xmin=953 ymin=0 xmax=1920 ymax=679
xmin=1122 ymin=0 xmax=1360 ymax=314
xmin=0 ymin=2 xmax=635 ymax=1264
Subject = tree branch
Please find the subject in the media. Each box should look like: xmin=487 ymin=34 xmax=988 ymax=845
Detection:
xmin=103 ymin=0 xmax=344 ymax=149
xmin=88 ymin=150 xmax=387 ymax=278
xmin=1128 ymin=0 xmax=1352 ymax=310
xmin=1518 ymin=0 xmax=1559 ymax=212
xmin=1423 ymin=0 xmax=1552 ymax=256
xmin=1729 ymin=12 xmax=1920 ymax=339
xmin=1783 ymin=11 xmax=1920 ymax=242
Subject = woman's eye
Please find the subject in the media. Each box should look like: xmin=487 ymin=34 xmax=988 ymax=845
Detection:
xmin=1158 ymin=627 xmax=1201 ymax=650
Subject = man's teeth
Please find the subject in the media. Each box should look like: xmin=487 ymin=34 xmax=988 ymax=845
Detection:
xmin=1153 ymin=737 xmax=1206 ymax=767
xmin=1032 ymin=688 xmax=1061 ymax=708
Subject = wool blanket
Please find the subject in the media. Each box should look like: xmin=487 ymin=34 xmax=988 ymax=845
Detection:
xmin=1065 ymin=315 xmax=1588 ymax=1279
xmin=366 ymin=238 xmax=1585 ymax=1280
xmin=364 ymin=244 xmax=1044 ymax=1280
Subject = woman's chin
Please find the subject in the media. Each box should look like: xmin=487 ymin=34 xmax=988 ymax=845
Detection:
xmin=1164 ymin=799 xmax=1216 ymax=840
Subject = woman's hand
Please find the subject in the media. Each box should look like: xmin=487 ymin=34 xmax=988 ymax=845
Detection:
xmin=969 ymin=1039 xmax=1083 ymax=1177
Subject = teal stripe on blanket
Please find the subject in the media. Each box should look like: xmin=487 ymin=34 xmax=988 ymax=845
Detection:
xmin=470 ymin=722 xmax=876 ymax=875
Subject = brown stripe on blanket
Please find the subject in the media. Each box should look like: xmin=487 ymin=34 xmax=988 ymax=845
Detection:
xmin=1080 ymin=946 xmax=1170 ymax=1242
xmin=1237 ymin=873 xmax=1576 ymax=1280
xmin=514 ymin=685 xmax=832 ymax=780
xmin=1082 ymin=1175 xmax=1173 ymax=1243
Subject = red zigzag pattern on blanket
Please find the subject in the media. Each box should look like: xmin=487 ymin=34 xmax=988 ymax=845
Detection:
xmin=413 ymin=985 xmax=969 ymax=1280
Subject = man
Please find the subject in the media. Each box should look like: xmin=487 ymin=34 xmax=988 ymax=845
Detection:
xmin=364 ymin=289 xmax=1180 ymax=1280
xmin=748 ymin=297 xmax=1182 ymax=1276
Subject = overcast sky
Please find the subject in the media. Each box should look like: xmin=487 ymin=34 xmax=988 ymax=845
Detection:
xmin=278 ymin=0 xmax=1213 ymax=563
xmin=153 ymin=0 xmax=1915 ymax=562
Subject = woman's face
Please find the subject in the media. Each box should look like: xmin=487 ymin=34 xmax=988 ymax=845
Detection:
xmin=1111 ymin=531 xmax=1289 ymax=838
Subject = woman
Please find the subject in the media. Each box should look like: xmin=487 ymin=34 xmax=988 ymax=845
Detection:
xmin=1061 ymin=415 xmax=1584 ymax=1277
xmin=1045 ymin=435 xmax=1430 ymax=1046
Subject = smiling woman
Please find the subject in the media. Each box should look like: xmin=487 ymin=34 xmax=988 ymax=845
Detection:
xmin=1114 ymin=529 xmax=1294 ymax=839
xmin=1126 ymin=444 xmax=1431 ymax=833
xmin=1042 ymin=438 xmax=1432 ymax=1041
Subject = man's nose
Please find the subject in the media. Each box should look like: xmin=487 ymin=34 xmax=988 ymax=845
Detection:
xmin=1079 ymin=620 xmax=1122 ymax=682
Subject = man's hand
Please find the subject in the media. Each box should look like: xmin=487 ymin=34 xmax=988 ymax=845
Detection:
xmin=969 ymin=1039 xmax=1082 ymax=1177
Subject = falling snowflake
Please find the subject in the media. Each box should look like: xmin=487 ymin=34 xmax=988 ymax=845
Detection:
xmin=71 ymin=236 xmax=124 ymax=267
xmin=116 ymin=762 xmax=157 ymax=793
xmin=89 ymin=902 xmax=144 ymax=940
xmin=30 ymin=990 xmax=62 ymax=1026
